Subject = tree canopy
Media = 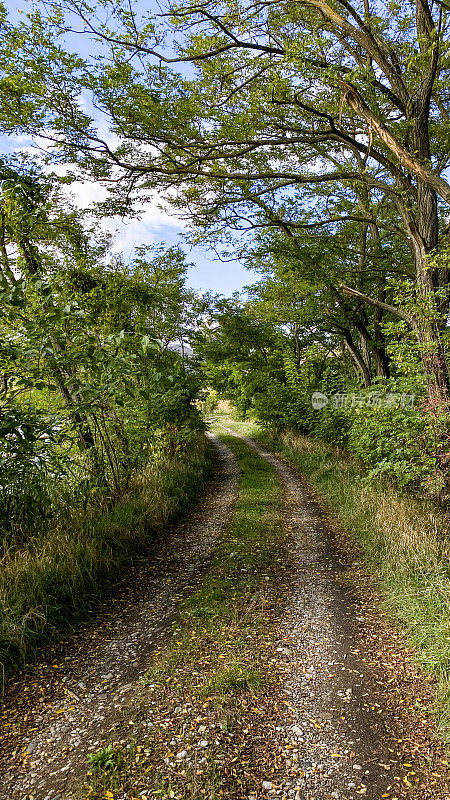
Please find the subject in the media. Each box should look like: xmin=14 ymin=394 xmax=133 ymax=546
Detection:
xmin=1 ymin=0 xmax=450 ymax=497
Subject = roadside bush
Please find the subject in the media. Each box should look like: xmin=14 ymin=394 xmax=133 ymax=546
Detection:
xmin=346 ymin=396 xmax=433 ymax=487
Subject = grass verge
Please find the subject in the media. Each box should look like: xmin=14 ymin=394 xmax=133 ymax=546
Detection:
xmin=0 ymin=434 xmax=212 ymax=676
xmin=257 ymin=428 xmax=450 ymax=741
xmin=84 ymin=434 xmax=290 ymax=800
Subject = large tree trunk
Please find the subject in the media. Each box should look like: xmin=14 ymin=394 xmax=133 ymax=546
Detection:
xmin=400 ymin=228 xmax=450 ymax=401
xmin=402 ymin=90 xmax=449 ymax=402
xmin=411 ymin=110 xmax=449 ymax=401
xmin=412 ymin=267 xmax=450 ymax=403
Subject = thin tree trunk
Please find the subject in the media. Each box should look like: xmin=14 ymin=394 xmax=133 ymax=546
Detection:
xmin=373 ymin=299 xmax=390 ymax=379
xmin=343 ymin=331 xmax=372 ymax=388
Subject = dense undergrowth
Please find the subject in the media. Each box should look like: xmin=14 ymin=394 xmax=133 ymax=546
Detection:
xmin=197 ymin=301 xmax=450 ymax=504
xmin=84 ymin=433 xmax=289 ymax=799
xmin=0 ymin=432 xmax=211 ymax=676
xmin=0 ymin=176 xmax=211 ymax=676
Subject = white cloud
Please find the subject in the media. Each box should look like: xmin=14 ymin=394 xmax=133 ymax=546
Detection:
xmin=0 ymin=129 xmax=251 ymax=294
xmin=64 ymin=177 xmax=185 ymax=257
xmin=107 ymin=199 xmax=184 ymax=257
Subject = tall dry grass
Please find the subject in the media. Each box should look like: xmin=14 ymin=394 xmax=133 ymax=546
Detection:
xmin=0 ymin=433 xmax=211 ymax=676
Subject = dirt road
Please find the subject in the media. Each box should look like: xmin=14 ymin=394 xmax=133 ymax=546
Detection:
xmin=247 ymin=436 xmax=448 ymax=800
xmin=1 ymin=431 xmax=448 ymax=800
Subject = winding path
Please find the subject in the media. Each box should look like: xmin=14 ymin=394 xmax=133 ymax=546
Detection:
xmin=1 ymin=430 xmax=448 ymax=800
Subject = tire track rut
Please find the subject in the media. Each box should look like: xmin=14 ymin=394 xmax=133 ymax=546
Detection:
xmin=0 ymin=436 xmax=238 ymax=800
xmin=242 ymin=435 xmax=449 ymax=800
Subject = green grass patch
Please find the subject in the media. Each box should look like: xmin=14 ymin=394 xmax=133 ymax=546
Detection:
xmin=207 ymin=411 xmax=261 ymax=438
xmin=142 ymin=434 xmax=284 ymax=680
xmin=86 ymin=743 xmax=140 ymax=796
xmin=263 ymin=429 xmax=450 ymax=741
xmin=198 ymin=662 xmax=263 ymax=699
xmin=0 ymin=434 xmax=212 ymax=675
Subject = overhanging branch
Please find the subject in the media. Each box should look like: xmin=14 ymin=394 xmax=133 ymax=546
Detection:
xmin=340 ymin=284 xmax=413 ymax=325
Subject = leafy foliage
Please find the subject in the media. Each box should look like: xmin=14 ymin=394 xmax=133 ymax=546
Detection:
xmin=0 ymin=160 xmax=206 ymax=536
xmin=0 ymin=158 xmax=211 ymax=669
xmin=198 ymin=282 xmax=450 ymax=498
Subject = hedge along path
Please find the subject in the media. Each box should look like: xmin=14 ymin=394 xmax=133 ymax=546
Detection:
xmin=0 ymin=437 xmax=238 ymax=800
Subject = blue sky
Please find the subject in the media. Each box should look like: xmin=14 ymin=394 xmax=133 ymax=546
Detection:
xmin=0 ymin=0 xmax=256 ymax=297
xmin=0 ymin=135 xmax=253 ymax=297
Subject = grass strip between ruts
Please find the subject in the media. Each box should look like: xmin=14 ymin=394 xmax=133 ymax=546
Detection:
xmin=84 ymin=433 xmax=291 ymax=800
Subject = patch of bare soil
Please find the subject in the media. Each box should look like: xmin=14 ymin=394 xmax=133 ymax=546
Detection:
xmin=0 ymin=437 xmax=238 ymax=800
